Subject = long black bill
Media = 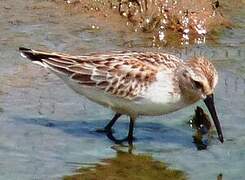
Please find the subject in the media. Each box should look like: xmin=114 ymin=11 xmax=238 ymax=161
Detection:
xmin=204 ymin=94 xmax=224 ymax=143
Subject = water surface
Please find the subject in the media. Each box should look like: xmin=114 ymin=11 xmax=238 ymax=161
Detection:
xmin=0 ymin=0 xmax=244 ymax=179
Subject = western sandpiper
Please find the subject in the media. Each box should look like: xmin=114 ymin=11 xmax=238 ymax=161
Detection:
xmin=19 ymin=47 xmax=223 ymax=145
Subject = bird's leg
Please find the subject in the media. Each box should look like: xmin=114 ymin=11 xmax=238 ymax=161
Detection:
xmin=127 ymin=116 xmax=135 ymax=145
xmin=106 ymin=116 xmax=136 ymax=145
xmin=96 ymin=113 xmax=121 ymax=133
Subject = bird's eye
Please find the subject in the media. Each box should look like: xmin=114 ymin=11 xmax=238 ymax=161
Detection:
xmin=193 ymin=80 xmax=203 ymax=89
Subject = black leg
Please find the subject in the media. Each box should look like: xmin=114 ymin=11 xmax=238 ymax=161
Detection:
xmin=106 ymin=116 xmax=136 ymax=145
xmin=104 ymin=113 xmax=121 ymax=131
xmin=127 ymin=117 xmax=135 ymax=145
xmin=96 ymin=113 xmax=121 ymax=133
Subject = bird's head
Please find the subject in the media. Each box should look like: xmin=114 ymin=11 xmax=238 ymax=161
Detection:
xmin=177 ymin=57 xmax=223 ymax=143
xmin=178 ymin=57 xmax=218 ymax=100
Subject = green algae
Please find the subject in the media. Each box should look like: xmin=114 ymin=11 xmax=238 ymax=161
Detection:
xmin=63 ymin=151 xmax=186 ymax=180
xmin=63 ymin=152 xmax=187 ymax=180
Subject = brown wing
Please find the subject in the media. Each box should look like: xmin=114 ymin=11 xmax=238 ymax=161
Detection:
xmin=54 ymin=57 xmax=158 ymax=100
xmin=19 ymin=48 xmax=160 ymax=100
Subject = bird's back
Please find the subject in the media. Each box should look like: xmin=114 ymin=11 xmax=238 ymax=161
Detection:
xmin=19 ymin=48 xmax=185 ymax=116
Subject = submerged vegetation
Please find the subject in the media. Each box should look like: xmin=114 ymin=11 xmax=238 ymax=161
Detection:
xmin=63 ymin=151 xmax=186 ymax=180
xmin=189 ymin=106 xmax=213 ymax=150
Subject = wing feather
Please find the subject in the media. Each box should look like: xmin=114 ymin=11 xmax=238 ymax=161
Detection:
xmin=19 ymin=48 xmax=182 ymax=100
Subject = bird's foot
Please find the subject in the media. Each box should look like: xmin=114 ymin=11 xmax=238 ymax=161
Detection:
xmin=106 ymin=131 xmax=136 ymax=145
xmin=95 ymin=128 xmax=115 ymax=134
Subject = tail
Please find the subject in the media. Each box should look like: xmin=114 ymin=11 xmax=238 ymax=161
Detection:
xmin=19 ymin=47 xmax=61 ymax=67
xmin=19 ymin=47 xmax=80 ymax=75
xmin=19 ymin=47 xmax=40 ymax=61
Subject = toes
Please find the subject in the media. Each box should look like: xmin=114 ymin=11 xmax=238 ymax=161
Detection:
xmin=106 ymin=131 xmax=135 ymax=145
xmin=95 ymin=128 xmax=114 ymax=134
xmin=95 ymin=128 xmax=107 ymax=133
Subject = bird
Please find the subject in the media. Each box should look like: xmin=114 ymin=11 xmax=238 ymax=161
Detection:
xmin=19 ymin=47 xmax=224 ymax=145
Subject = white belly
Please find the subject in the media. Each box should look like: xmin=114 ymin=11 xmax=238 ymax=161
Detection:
xmin=67 ymin=82 xmax=186 ymax=116
xmin=61 ymin=71 xmax=192 ymax=117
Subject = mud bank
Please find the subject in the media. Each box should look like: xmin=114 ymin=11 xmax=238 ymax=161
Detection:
xmin=57 ymin=0 xmax=237 ymax=46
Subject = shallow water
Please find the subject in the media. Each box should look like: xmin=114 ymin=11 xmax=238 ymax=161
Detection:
xmin=0 ymin=0 xmax=245 ymax=179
